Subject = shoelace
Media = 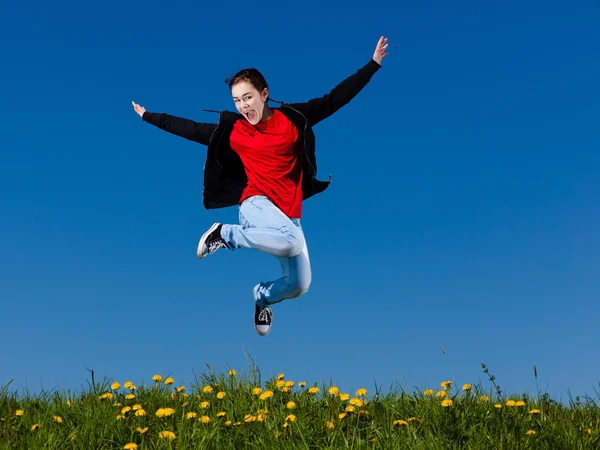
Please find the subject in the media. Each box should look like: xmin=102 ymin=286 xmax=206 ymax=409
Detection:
xmin=208 ymin=239 xmax=227 ymax=253
xmin=258 ymin=308 xmax=271 ymax=322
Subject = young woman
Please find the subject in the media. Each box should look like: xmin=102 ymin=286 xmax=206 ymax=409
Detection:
xmin=132 ymin=36 xmax=389 ymax=336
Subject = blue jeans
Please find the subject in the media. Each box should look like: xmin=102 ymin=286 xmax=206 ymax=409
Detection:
xmin=220 ymin=196 xmax=311 ymax=307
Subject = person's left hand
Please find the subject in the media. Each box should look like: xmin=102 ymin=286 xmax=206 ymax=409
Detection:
xmin=372 ymin=36 xmax=389 ymax=65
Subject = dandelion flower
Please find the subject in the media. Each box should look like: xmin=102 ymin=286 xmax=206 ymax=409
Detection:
xmin=217 ymin=391 xmax=226 ymax=399
xmin=155 ymin=407 xmax=175 ymax=418
xmin=53 ymin=416 xmax=63 ymax=424
xmin=31 ymin=424 xmax=39 ymax=432
xmin=124 ymin=444 xmax=138 ymax=450
xmin=283 ymin=422 xmax=289 ymax=428
xmin=244 ymin=414 xmax=257 ymax=423
xmin=286 ymin=401 xmax=296 ymax=410
xmin=329 ymin=386 xmax=340 ymax=396
xmin=159 ymin=430 xmax=176 ymax=440
xmin=277 ymin=373 xmax=285 ymax=380
xmin=124 ymin=381 xmax=134 ymax=389
xmin=100 ymin=392 xmax=114 ymax=400
xmin=408 ymin=417 xmax=419 ymax=422
xmin=350 ymin=398 xmax=365 ymax=407
xmin=152 ymin=374 xmax=162 ymax=382
xmin=252 ymin=387 xmax=263 ymax=396
xmin=276 ymin=380 xmax=285 ymax=388
xmin=126 ymin=394 xmax=136 ymax=400
xmin=217 ymin=411 xmax=226 ymax=417
xmin=587 ymin=428 xmax=592 ymax=435
xmin=325 ymin=421 xmax=335 ymax=429
xmin=441 ymin=399 xmax=454 ymax=407
xmin=526 ymin=430 xmax=536 ymax=436
xmin=423 ymin=389 xmax=434 ymax=396
xmin=282 ymin=387 xmax=291 ymax=393
xmin=135 ymin=409 xmax=146 ymax=417
xmin=200 ymin=415 xmax=210 ymax=423
xmin=494 ymin=404 xmax=502 ymax=409
xmin=345 ymin=405 xmax=356 ymax=413
xmin=182 ymin=401 xmax=189 ymax=407
xmin=132 ymin=404 xmax=142 ymax=411
xmin=228 ymin=369 xmax=237 ymax=376
xmin=136 ymin=427 xmax=148 ymax=434
xmin=515 ymin=400 xmax=526 ymax=407
xmin=176 ymin=386 xmax=186 ymax=393
xmin=308 ymin=387 xmax=320 ymax=395
xmin=339 ymin=413 xmax=347 ymax=420
xmin=393 ymin=419 xmax=408 ymax=426
xmin=299 ymin=381 xmax=307 ymax=388
xmin=441 ymin=381 xmax=452 ymax=390
xmin=479 ymin=395 xmax=489 ymax=401
xmin=285 ymin=414 xmax=296 ymax=422
xmin=111 ymin=382 xmax=121 ymax=390
xmin=202 ymin=385 xmax=213 ymax=394
xmin=285 ymin=381 xmax=295 ymax=388
xmin=164 ymin=377 xmax=174 ymax=385
xmin=15 ymin=410 xmax=24 ymax=416
xmin=359 ymin=410 xmax=369 ymax=417
xmin=117 ymin=414 xmax=125 ymax=420
xmin=506 ymin=400 xmax=516 ymax=407
xmin=436 ymin=390 xmax=447 ymax=398
xmin=200 ymin=401 xmax=210 ymax=409
xmin=356 ymin=388 xmax=367 ymax=396
xmin=224 ymin=420 xmax=232 ymax=427
xmin=462 ymin=383 xmax=472 ymax=391
xmin=259 ymin=390 xmax=274 ymax=401
xmin=258 ymin=412 xmax=267 ymax=422
xmin=530 ymin=409 xmax=541 ymax=415
xmin=340 ymin=393 xmax=350 ymax=401
xmin=121 ymin=406 xmax=132 ymax=414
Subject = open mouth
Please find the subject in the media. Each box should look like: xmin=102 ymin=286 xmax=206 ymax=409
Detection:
xmin=246 ymin=110 xmax=256 ymax=121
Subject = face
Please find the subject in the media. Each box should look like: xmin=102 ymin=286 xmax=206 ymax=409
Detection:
xmin=231 ymin=81 xmax=268 ymax=125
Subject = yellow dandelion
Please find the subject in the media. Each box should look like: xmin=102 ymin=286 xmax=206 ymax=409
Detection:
xmin=116 ymin=414 xmax=125 ymax=420
xmin=125 ymin=394 xmax=135 ymax=400
xmin=182 ymin=401 xmax=189 ymax=407
xmin=217 ymin=411 xmax=226 ymax=417
xmin=325 ymin=421 xmax=335 ymax=429
xmin=228 ymin=369 xmax=237 ymax=376
xmin=277 ymin=373 xmax=285 ymax=380
xmin=436 ymin=390 xmax=447 ymax=398
xmin=530 ymin=409 xmax=541 ymax=415
xmin=329 ymin=386 xmax=340 ymax=396
xmin=259 ymin=390 xmax=274 ymax=401
xmin=155 ymin=407 xmax=175 ymax=418
xmin=282 ymin=386 xmax=291 ymax=393
xmin=225 ymin=420 xmax=233 ymax=427
xmin=423 ymin=389 xmax=434 ymax=396
xmin=124 ymin=444 xmax=138 ymax=450
xmin=111 ymin=382 xmax=121 ymax=390
xmin=202 ymin=385 xmax=213 ymax=394
xmin=299 ymin=381 xmax=307 ymax=388
xmin=245 ymin=414 xmax=257 ymax=423
xmin=340 ymin=393 xmax=350 ymax=401
xmin=408 ymin=417 xmax=419 ymax=422
xmin=285 ymin=381 xmax=295 ymax=388
xmin=441 ymin=381 xmax=452 ymax=390
xmin=132 ymin=404 xmax=142 ymax=411
xmin=356 ymin=388 xmax=367 ymax=396
xmin=515 ymin=400 xmax=526 ymax=407
xmin=285 ymin=414 xmax=296 ymax=422
xmin=441 ymin=399 xmax=454 ymax=407
xmin=217 ymin=391 xmax=226 ymax=399
xmin=339 ymin=412 xmax=347 ymax=420
xmin=494 ymin=404 xmax=502 ymax=409
xmin=164 ymin=377 xmax=174 ymax=385
xmin=462 ymin=383 xmax=472 ymax=391
xmin=283 ymin=422 xmax=289 ymax=428
xmin=258 ymin=413 xmax=267 ymax=422
xmin=506 ymin=400 xmax=516 ymax=407
xmin=100 ymin=392 xmax=114 ymax=400
xmin=53 ymin=416 xmax=63 ymax=424
xmin=308 ymin=387 xmax=320 ymax=395
xmin=287 ymin=401 xmax=296 ymax=410
xmin=135 ymin=409 xmax=146 ymax=417
xmin=276 ymin=380 xmax=285 ymax=388
xmin=152 ymin=374 xmax=163 ymax=382
xmin=526 ymin=430 xmax=536 ymax=436
xmin=66 ymin=399 xmax=73 ymax=406
xmin=200 ymin=415 xmax=210 ymax=424
xmin=176 ymin=386 xmax=186 ymax=393
xmin=252 ymin=387 xmax=263 ymax=395
xmin=159 ymin=430 xmax=176 ymax=440
xmin=200 ymin=401 xmax=210 ymax=409
xmin=359 ymin=410 xmax=369 ymax=417
xmin=121 ymin=406 xmax=132 ymax=415
xmin=258 ymin=408 xmax=269 ymax=415
xmin=345 ymin=405 xmax=356 ymax=413
xmin=124 ymin=381 xmax=134 ymax=389
xmin=479 ymin=395 xmax=489 ymax=401
xmin=350 ymin=398 xmax=365 ymax=407
xmin=31 ymin=423 xmax=39 ymax=432
xmin=15 ymin=410 xmax=24 ymax=416
xmin=393 ymin=419 xmax=408 ymax=426
xmin=136 ymin=427 xmax=149 ymax=434
xmin=587 ymin=428 xmax=592 ymax=435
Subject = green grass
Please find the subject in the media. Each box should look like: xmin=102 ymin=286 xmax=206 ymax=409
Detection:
xmin=1 ymin=362 xmax=599 ymax=449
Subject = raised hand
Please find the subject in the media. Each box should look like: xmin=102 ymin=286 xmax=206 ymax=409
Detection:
xmin=372 ymin=36 xmax=389 ymax=66
xmin=132 ymin=101 xmax=146 ymax=118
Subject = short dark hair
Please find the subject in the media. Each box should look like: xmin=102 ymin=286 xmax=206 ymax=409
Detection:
xmin=226 ymin=68 xmax=268 ymax=93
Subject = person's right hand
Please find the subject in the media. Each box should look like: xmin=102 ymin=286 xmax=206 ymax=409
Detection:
xmin=132 ymin=101 xmax=146 ymax=118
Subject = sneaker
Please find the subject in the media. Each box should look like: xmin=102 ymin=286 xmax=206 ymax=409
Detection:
xmin=197 ymin=223 xmax=227 ymax=258
xmin=254 ymin=303 xmax=273 ymax=336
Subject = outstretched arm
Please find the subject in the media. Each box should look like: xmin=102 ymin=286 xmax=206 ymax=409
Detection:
xmin=132 ymin=101 xmax=217 ymax=146
xmin=287 ymin=36 xmax=389 ymax=127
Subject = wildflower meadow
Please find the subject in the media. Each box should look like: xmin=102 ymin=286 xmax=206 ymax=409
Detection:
xmin=1 ymin=361 xmax=599 ymax=449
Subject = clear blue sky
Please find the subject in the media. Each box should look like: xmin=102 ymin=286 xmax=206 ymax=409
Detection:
xmin=1 ymin=0 xmax=598 ymax=401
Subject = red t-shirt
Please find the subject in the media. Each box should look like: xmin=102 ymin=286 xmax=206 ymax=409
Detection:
xmin=229 ymin=109 xmax=304 ymax=218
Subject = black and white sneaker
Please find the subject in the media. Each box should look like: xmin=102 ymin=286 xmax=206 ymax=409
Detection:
xmin=254 ymin=303 xmax=273 ymax=336
xmin=197 ymin=223 xmax=227 ymax=259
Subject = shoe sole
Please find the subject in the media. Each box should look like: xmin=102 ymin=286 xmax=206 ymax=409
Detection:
xmin=197 ymin=222 xmax=220 ymax=259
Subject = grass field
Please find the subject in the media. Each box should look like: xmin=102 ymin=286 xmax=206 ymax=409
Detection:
xmin=1 ymin=362 xmax=599 ymax=449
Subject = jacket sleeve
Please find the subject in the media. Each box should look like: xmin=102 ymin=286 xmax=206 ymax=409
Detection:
xmin=142 ymin=112 xmax=217 ymax=146
xmin=287 ymin=59 xmax=381 ymax=127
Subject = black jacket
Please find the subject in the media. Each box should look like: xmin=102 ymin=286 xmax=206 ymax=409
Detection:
xmin=142 ymin=59 xmax=381 ymax=209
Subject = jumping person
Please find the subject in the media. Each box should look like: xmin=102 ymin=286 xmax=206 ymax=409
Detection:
xmin=132 ymin=36 xmax=389 ymax=336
